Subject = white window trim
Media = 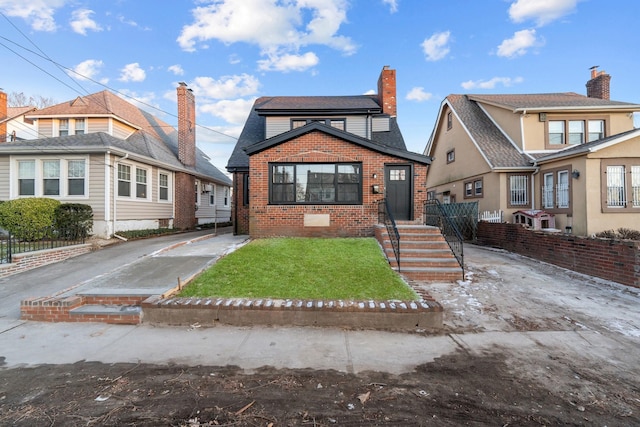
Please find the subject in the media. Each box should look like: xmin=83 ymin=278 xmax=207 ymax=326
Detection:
xmin=157 ymin=170 xmax=172 ymax=203
xmin=116 ymin=162 xmax=152 ymax=202
xmin=10 ymin=155 xmax=89 ymax=199
xmin=208 ymin=183 xmax=217 ymax=206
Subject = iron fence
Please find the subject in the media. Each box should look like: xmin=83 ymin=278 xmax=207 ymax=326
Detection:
xmin=423 ymin=199 xmax=465 ymax=276
xmin=0 ymin=226 xmax=87 ymax=264
xmin=378 ymin=199 xmax=400 ymax=271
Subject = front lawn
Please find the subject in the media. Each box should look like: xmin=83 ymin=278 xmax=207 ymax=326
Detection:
xmin=179 ymin=237 xmax=417 ymax=301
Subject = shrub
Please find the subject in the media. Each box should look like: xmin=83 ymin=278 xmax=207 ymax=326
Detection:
xmin=0 ymin=198 xmax=60 ymax=240
xmin=54 ymin=203 xmax=94 ymax=240
xmin=616 ymin=228 xmax=640 ymax=241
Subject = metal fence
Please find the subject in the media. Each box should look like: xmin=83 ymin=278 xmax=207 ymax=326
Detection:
xmin=0 ymin=226 xmax=87 ymax=264
xmin=436 ymin=201 xmax=479 ymax=241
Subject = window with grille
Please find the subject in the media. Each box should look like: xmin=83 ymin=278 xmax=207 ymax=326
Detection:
xmin=509 ymin=174 xmax=529 ymax=207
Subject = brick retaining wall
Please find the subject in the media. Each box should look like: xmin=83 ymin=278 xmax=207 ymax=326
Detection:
xmin=477 ymin=222 xmax=640 ymax=288
xmin=0 ymin=244 xmax=92 ymax=279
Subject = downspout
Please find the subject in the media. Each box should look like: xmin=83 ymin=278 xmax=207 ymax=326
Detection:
xmin=520 ymin=110 xmax=527 ymax=152
xmin=531 ymin=161 xmax=540 ymax=210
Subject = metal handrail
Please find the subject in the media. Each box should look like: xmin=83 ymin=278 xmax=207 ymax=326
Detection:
xmin=378 ymin=199 xmax=401 ymax=271
xmin=423 ymin=199 xmax=464 ymax=277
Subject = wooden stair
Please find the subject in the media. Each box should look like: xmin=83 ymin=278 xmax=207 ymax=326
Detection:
xmin=375 ymin=222 xmax=464 ymax=282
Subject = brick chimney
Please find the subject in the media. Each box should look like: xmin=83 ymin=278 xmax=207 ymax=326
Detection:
xmin=0 ymin=90 xmax=7 ymax=143
xmin=377 ymin=65 xmax=397 ymax=117
xmin=177 ymin=82 xmax=196 ymax=166
xmin=586 ymin=66 xmax=611 ymax=100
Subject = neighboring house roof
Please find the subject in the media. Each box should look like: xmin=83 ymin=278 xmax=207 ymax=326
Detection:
xmin=467 ymin=93 xmax=640 ymax=112
xmin=4 ymin=91 xmax=232 ymax=186
xmin=1 ymin=106 xmax=37 ymax=124
xmin=227 ymin=96 xmax=413 ymax=171
xmin=444 ymin=94 xmax=534 ymax=169
xmin=534 ymin=127 xmax=640 ymax=164
xmin=245 ymin=121 xmax=430 ymax=164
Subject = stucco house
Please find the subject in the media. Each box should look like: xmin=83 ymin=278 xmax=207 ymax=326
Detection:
xmin=424 ymin=68 xmax=640 ymax=236
xmin=0 ymin=85 xmax=232 ymax=238
xmin=226 ymin=66 xmax=432 ymax=238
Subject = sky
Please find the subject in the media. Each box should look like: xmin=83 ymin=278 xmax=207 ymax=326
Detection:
xmin=1 ymin=0 xmax=640 ymax=174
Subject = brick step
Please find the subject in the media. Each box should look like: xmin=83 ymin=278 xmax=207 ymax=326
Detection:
xmin=383 ymin=240 xmax=451 ymax=250
xmin=379 ymin=232 xmax=446 ymax=242
xmin=384 ymin=247 xmax=453 ymax=258
xmin=394 ymin=267 xmax=464 ymax=282
xmin=69 ymin=304 xmax=142 ymax=325
xmin=389 ymin=257 xmax=460 ymax=268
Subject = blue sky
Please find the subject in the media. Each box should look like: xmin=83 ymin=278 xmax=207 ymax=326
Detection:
xmin=1 ymin=0 xmax=639 ymax=173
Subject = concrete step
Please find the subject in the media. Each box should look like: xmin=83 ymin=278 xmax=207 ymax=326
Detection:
xmin=69 ymin=304 xmax=142 ymax=325
xmin=394 ymin=267 xmax=464 ymax=282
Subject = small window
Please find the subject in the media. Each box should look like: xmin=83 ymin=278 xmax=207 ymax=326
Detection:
xmin=330 ymin=119 xmax=345 ymax=131
xmin=75 ymin=118 xmax=85 ymax=135
xmin=464 ymin=178 xmax=483 ymax=199
xmin=509 ymin=174 xmax=529 ymax=207
xmin=43 ymin=160 xmax=60 ymax=196
xmin=389 ymin=169 xmax=406 ymax=181
xmin=118 ymin=164 xmax=131 ymax=197
xmin=224 ymin=188 xmax=229 ymax=207
xmin=542 ymin=173 xmax=554 ymax=209
xmin=588 ymin=120 xmax=604 ymax=142
xmin=159 ymin=173 xmax=169 ymax=201
xmin=548 ymin=121 xmax=565 ymax=145
xmin=568 ymin=121 xmax=584 ymax=145
xmin=59 ymin=119 xmax=69 ymax=137
xmin=446 ymin=149 xmax=455 ymax=164
xmin=208 ymin=184 xmax=216 ymax=205
xmin=474 ymin=179 xmax=483 ymax=196
xmin=68 ymin=160 xmax=86 ymax=196
xmin=606 ymin=165 xmax=626 ymax=208
xmin=18 ymin=160 xmax=35 ymax=196
xmin=292 ymin=119 xmax=306 ymax=129
xmin=136 ymin=168 xmax=147 ymax=199
xmin=447 ymin=112 xmax=452 ymax=130
xmin=556 ymin=170 xmax=569 ymax=208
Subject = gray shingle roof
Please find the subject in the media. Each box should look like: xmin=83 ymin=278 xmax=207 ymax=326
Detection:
xmin=227 ymin=96 xmax=412 ymax=171
xmin=467 ymin=93 xmax=640 ymax=111
xmin=12 ymin=91 xmax=231 ymax=186
xmin=448 ymin=95 xmax=533 ymax=168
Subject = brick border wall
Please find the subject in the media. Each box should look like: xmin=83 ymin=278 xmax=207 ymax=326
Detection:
xmin=0 ymin=244 xmax=92 ymax=279
xmin=477 ymin=222 xmax=640 ymax=288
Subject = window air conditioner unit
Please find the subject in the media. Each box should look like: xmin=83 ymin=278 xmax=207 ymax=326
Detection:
xmin=204 ymin=184 xmax=213 ymax=192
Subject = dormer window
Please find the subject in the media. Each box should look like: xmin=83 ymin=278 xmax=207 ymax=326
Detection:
xmin=59 ymin=119 xmax=69 ymax=136
xmin=547 ymin=118 xmax=606 ymax=148
xmin=290 ymin=118 xmax=346 ymax=131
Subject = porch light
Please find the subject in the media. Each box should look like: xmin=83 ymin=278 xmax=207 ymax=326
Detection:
xmin=572 ymin=169 xmax=580 ymax=179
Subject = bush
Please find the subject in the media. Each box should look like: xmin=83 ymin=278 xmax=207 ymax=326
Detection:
xmin=0 ymin=198 xmax=60 ymax=240
xmin=594 ymin=228 xmax=640 ymax=241
xmin=54 ymin=203 xmax=94 ymax=240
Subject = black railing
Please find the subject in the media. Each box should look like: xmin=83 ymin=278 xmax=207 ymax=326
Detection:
xmin=423 ymin=199 xmax=464 ymax=277
xmin=378 ymin=199 xmax=401 ymax=271
xmin=0 ymin=226 xmax=87 ymax=264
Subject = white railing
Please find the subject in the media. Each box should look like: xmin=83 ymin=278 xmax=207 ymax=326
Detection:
xmin=479 ymin=210 xmax=503 ymax=223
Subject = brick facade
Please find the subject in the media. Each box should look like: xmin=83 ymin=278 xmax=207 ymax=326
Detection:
xmin=477 ymin=222 xmax=640 ymax=288
xmin=174 ymin=171 xmax=196 ymax=230
xmin=0 ymin=244 xmax=92 ymax=279
xmin=232 ymin=172 xmax=250 ymax=235
xmin=247 ymin=130 xmax=428 ymax=238
xmin=586 ymin=68 xmax=611 ymax=100
xmin=176 ymin=83 xmax=196 ymax=166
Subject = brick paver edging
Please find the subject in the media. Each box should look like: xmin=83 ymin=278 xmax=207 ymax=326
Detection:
xmin=141 ymin=296 xmax=443 ymax=331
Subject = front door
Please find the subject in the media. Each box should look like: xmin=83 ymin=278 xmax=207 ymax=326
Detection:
xmin=385 ymin=165 xmax=412 ymax=220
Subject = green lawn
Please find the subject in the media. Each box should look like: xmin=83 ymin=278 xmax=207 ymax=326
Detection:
xmin=179 ymin=237 xmax=417 ymax=300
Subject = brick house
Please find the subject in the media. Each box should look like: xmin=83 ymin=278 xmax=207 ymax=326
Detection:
xmin=0 ymin=85 xmax=232 ymax=238
xmin=424 ymin=68 xmax=640 ymax=236
xmin=227 ymin=66 xmax=432 ymax=237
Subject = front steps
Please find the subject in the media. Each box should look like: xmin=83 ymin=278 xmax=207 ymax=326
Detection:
xmin=375 ymin=223 xmax=464 ymax=282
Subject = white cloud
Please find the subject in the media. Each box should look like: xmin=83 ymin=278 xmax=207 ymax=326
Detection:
xmin=117 ymin=89 xmax=159 ymax=114
xmin=382 ymin=0 xmax=398 ymax=13
xmin=461 ymin=76 xmax=524 ymax=90
xmin=70 ymin=8 xmax=102 ymax=35
xmin=509 ymin=0 xmax=579 ymax=26
xmin=190 ymin=74 xmax=260 ymax=99
xmin=177 ymin=0 xmax=355 ymax=71
xmin=421 ymin=31 xmax=451 ymax=61
xmin=406 ymin=87 xmax=432 ymax=102
xmin=497 ymin=29 xmax=539 ymax=57
xmin=200 ymin=98 xmax=257 ymax=124
xmin=118 ymin=62 xmax=146 ymax=82
xmin=70 ymin=59 xmax=108 ymax=83
xmin=0 ymin=0 xmax=66 ymax=31
xmin=257 ymin=51 xmax=319 ymax=72
xmin=363 ymin=89 xmax=376 ymax=95
xmin=168 ymin=64 xmax=184 ymax=76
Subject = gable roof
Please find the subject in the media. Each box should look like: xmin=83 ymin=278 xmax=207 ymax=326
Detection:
xmin=227 ymin=96 xmax=413 ymax=171
xmin=534 ymin=127 xmax=640 ymax=164
xmin=440 ymin=94 xmax=534 ymax=169
xmin=245 ymin=121 xmax=431 ymax=164
xmin=467 ymin=93 xmax=640 ymax=112
xmin=5 ymin=91 xmax=231 ymax=186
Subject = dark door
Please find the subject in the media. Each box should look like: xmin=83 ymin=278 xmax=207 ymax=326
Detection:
xmin=385 ymin=165 xmax=412 ymax=220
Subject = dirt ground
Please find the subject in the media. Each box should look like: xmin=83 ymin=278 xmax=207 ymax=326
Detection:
xmin=1 ymin=245 xmax=639 ymax=426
